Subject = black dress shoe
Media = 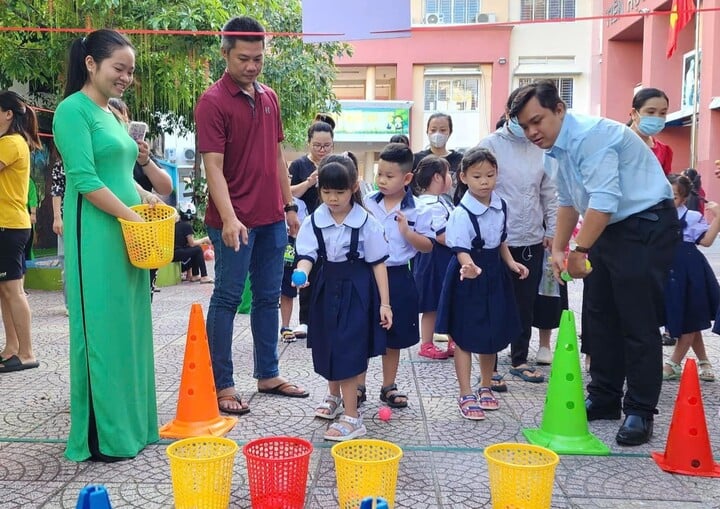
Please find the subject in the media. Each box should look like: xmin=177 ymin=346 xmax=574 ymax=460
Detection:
xmin=616 ymin=415 xmax=653 ymax=446
xmin=585 ymin=399 xmax=621 ymax=421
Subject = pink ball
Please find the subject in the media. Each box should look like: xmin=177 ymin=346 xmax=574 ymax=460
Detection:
xmin=204 ymin=248 xmax=215 ymax=261
xmin=378 ymin=407 xmax=392 ymax=421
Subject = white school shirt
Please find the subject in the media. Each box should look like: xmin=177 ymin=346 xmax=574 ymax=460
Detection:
xmin=418 ymin=194 xmax=454 ymax=236
xmin=363 ymin=187 xmax=435 ymax=267
xmin=295 ymin=202 xmax=389 ymax=264
xmin=677 ymin=205 xmax=709 ymax=243
xmin=294 ymin=197 xmax=308 ymax=225
xmin=445 ymin=191 xmax=506 ymax=251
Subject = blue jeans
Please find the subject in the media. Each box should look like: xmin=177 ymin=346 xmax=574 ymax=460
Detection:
xmin=207 ymin=221 xmax=286 ymax=390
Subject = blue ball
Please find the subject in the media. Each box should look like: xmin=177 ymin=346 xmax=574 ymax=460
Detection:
xmin=291 ymin=270 xmax=307 ymax=286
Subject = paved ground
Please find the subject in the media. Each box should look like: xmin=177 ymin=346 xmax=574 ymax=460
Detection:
xmin=2 ymin=247 xmax=720 ymax=508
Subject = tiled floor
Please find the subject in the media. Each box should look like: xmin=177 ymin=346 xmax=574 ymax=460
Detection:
xmin=2 ymin=248 xmax=720 ymax=508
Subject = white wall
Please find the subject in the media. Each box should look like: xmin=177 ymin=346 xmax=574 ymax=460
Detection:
xmin=507 ymin=2 xmax=598 ymax=114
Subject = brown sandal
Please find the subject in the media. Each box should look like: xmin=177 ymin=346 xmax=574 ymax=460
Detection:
xmin=217 ymin=393 xmax=250 ymax=415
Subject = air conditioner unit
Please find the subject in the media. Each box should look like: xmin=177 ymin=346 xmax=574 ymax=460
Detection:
xmin=475 ymin=13 xmax=497 ymax=23
xmin=183 ymin=147 xmax=196 ymax=162
xmin=424 ymin=13 xmax=443 ymax=24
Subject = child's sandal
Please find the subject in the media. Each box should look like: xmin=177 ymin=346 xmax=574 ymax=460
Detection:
xmin=457 ymin=394 xmax=485 ymax=421
xmin=280 ymin=327 xmax=296 ymax=343
xmin=356 ymin=384 xmax=367 ymax=406
xmin=380 ymin=383 xmax=408 ymax=408
xmin=323 ymin=414 xmax=366 ymax=441
xmin=698 ymin=360 xmax=716 ymax=382
xmin=477 ymin=387 xmax=499 ymax=411
xmin=314 ymin=394 xmax=344 ymax=420
xmin=663 ymin=360 xmax=682 ymax=381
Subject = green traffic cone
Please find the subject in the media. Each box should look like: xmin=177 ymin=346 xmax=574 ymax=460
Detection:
xmin=236 ymin=275 xmax=252 ymax=314
xmin=523 ymin=310 xmax=609 ymax=455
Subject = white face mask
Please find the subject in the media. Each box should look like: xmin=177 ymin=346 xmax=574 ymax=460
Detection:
xmin=428 ymin=132 xmax=449 ymax=148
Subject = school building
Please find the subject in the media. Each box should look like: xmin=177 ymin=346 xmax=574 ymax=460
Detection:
xmin=600 ymin=0 xmax=720 ymax=192
xmin=327 ymin=0 xmax=600 ymax=181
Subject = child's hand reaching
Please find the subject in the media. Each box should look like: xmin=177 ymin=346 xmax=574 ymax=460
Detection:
xmin=706 ymin=200 xmax=719 ymax=215
xmin=510 ymin=261 xmax=529 ymax=279
xmin=379 ymin=306 xmax=393 ymax=330
xmin=291 ymin=269 xmax=310 ymax=288
xmin=459 ymin=262 xmax=482 ymax=280
xmin=395 ymin=211 xmax=410 ymax=236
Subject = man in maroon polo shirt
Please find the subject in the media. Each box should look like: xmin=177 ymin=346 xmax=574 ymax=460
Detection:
xmin=195 ymin=15 xmax=307 ymax=415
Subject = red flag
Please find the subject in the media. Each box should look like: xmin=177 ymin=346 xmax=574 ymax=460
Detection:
xmin=666 ymin=0 xmax=696 ymax=58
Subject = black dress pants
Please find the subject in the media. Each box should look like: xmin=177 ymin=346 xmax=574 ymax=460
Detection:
xmin=585 ymin=204 xmax=679 ymax=418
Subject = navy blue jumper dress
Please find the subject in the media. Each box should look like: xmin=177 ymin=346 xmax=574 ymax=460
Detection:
xmin=306 ymin=216 xmax=387 ymax=381
xmin=435 ymin=201 xmax=521 ymax=354
xmin=413 ymin=199 xmax=454 ymax=313
xmin=665 ymin=210 xmax=720 ymax=337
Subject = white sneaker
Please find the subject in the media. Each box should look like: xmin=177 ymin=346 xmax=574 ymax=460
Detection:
xmin=536 ymin=346 xmax=552 ymax=365
xmin=293 ymin=323 xmax=308 ymax=339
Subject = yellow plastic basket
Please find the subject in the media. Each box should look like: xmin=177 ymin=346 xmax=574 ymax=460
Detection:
xmin=484 ymin=443 xmax=559 ymax=509
xmin=118 ymin=204 xmax=176 ymax=269
xmin=331 ymin=439 xmax=403 ymax=509
xmin=166 ymin=436 xmax=239 ymax=509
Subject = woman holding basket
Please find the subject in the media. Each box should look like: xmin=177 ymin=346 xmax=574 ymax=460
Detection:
xmin=52 ymin=29 xmax=160 ymax=462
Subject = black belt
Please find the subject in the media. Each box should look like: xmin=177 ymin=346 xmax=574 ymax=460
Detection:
xmin=646 ymin=198 xmax=674 ymax=211
xmin=631 ymin=199 xmax=674 ymax=222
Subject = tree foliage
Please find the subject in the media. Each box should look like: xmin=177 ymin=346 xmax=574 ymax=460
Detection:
xmin=0 ymin=0 xmax=350 ymax=146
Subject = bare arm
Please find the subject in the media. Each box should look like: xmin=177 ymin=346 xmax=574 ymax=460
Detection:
xmin=404 ymin=230 xmax=433 ymax=252
xmin=187 ymin=234 xmax=211 ymax=247
xmin=550 ymin=206 xmax=580 ymax=280
xmin=500 ymin=242 xmax=529 ymax=279
xmin=372 ymin=262 xmax=393 ymax=329
xmin=136 ymin=141 xmax=172 ymax=194
xmin=699 ymin=202 xmax=720 ymax=247
xmin=456 ymin=251 xmax=481 ymax=280
xmin=52 ymin=196 xmax=63 ymax=235
xmin=291 ymin=171 xmax=318 ymax=198
xmin=572 ymin=208 xmax=611 ymax=251
xmin=278 ymin=145 xmax=299 ymax=237
xmin=296 ymin=259 xmax=314 ymax=279
xmin=134 ymin=182 xmax=161 ymax=206
xmin=396 ymin=211 xmax=433 ymax=253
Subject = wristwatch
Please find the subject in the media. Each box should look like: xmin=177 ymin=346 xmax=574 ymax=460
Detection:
xmin=569 ymin=239 xmax=589 ymax=254
xmin=284 ymin=202 xmax=299 ymax=213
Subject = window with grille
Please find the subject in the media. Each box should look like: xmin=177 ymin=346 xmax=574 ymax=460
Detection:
xmin=424 ymin=0 xmax=482 ymax=24
xmin=424 ymin=78 xmax=480 ymax=111
xmin=520 ymin=0 xmax=575 ymax=21
xmin=517 ymin=77 xmax=574 ymax=108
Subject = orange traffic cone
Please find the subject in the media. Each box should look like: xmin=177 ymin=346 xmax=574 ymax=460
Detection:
xmin=651 ymin=358 xmax=720 ymax=477
xmin=160 ymin=303 xmax=237 ymax=438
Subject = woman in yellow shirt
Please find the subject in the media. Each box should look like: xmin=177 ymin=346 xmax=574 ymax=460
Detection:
xmin=0 ymin=90 xmax=41 ymax=373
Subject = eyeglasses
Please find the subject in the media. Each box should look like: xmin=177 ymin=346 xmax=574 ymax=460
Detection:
xmin=311 ymin=143 xmax=333 ymax=151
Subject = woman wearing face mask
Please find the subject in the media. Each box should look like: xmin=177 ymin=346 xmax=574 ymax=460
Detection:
xmin=413 ymin=113 xmax=463 ymax=196
xmin=628 ymin=88 xmax=673 ymax=175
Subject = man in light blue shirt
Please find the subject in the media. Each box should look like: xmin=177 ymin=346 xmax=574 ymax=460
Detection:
xmin=510 ymin=80 xmax=680 ymax=447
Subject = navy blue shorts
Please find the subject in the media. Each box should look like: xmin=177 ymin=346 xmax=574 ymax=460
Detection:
xmin=281 ymin=264 xmax=298 ymax=298
xmin=0 ymin=228 xmax=31 ymax=282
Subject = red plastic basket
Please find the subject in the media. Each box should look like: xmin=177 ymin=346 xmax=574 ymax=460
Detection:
xmin=242 ymin=436 xmax=313 ymax=509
